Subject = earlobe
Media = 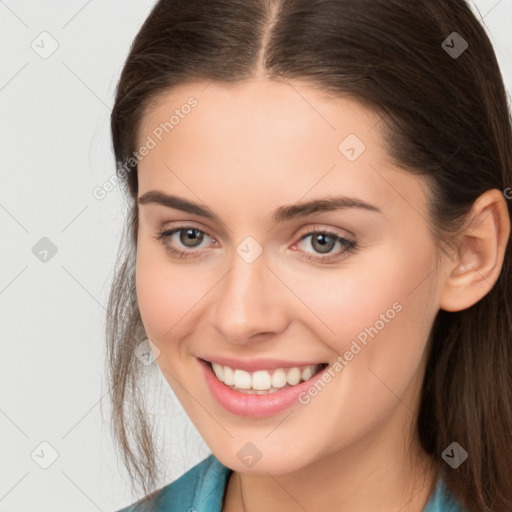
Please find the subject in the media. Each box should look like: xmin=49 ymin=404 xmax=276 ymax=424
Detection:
xmin=439 ymin=189 xmax=510 ymax=313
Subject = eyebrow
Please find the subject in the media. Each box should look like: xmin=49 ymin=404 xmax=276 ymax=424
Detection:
xmin=137 ymin=190 xmax=382 ymax=224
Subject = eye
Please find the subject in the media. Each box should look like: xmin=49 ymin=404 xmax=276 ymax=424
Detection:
xmin=153 ymin=225 xmax=358 ymax=263
xmin=154 ymin=225 xmax=217 ymax=259
xmin=292 ymin=228 xmax=358 ymax=263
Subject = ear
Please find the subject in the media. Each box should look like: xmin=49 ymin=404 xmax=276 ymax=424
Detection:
xmin=439 ymin=188 xmax=510 ymax=312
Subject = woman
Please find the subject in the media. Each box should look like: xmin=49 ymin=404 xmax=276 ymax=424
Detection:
xmin=107 ymin=0 xmax=512 ymax=510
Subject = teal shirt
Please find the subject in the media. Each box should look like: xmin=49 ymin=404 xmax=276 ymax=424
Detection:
xmin=117 ymin=453 xmax=465 ymax=512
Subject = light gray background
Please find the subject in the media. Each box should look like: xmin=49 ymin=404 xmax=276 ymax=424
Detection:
xmin=0 ymin=1 xmax=510 ymax=511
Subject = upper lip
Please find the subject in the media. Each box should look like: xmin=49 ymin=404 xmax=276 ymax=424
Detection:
xmin=200 ymin=356 xmax=327 ymax=372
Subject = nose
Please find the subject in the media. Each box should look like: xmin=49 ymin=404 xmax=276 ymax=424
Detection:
xmin=211 ymin=245 xmax=289 ymax=344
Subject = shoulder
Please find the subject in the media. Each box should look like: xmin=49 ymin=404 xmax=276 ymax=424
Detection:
xmin=115 ymin=453 xmax=233 ymax=512
xmin=423 ymin=477 xmax=466 ymax=512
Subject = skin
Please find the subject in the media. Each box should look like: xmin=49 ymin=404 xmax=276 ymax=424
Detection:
xmin=134 ymin=78 xmax=510 ymax=511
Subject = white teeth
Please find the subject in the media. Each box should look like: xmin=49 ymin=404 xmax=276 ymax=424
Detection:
xmin=286 ymin=367 xmax=301 ymax=386
xmin=223 ymin=365 xmax=235 ymax=386
xmin=251 ymin=370 xmax=272 ymax=390
xmin=233 ymin=369 xmax=252 ymax=389
xmin=271 ymin=368 xmax=287 ymax=388
xmin=212 ymin=363 xmax=224 ymax=380
xmin=210 ymin=361 xmax=324 ymax=392
xmin=301 ymin=366 xmax=313 ymax=381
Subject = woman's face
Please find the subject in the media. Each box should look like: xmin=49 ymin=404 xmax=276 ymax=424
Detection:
xmin=135 ymin=78 xmax=446 ymax=474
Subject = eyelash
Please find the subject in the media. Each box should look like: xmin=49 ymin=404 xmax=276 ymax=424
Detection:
xmin=154 ymin=225 xmax=358 ymax=263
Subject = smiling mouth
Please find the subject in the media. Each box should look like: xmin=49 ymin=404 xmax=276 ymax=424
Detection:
xmin=203 ymin=359 xmax=329 ymax=394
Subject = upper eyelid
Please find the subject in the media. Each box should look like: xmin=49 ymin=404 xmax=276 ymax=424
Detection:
xmin=298 ymin=226 xmax=353 ymax=238
xmin=161 ymin=223 xmax=216 ymax=240
xmin=161 ymin=223 xmax=353 ymax=240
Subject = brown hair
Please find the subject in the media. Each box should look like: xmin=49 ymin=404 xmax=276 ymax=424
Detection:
xmin=106 ymin=0 xmax=512 ymax=510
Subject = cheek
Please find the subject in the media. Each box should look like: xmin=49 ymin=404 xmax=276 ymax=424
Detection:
xmin=135 ymin=241 xmax=204 ymax=345
xmin=282 ymin=246 xmax=438 ymax=445
xmin=291 ymin=242 xmax=438 ymax=378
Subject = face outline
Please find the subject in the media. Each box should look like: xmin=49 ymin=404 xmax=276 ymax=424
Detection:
xmin=134 ymin=78 xmax=447 ymax=479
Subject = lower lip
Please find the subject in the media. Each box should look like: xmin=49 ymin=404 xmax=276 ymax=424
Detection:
xmin=198 ymin=358 xmax=327 ymax=418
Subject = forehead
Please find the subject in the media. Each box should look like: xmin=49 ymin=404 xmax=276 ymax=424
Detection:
xmin=135 ymin=79 xmax=428 ymax=221
xmin=137 ymin=78 xmax=380 ymax=156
